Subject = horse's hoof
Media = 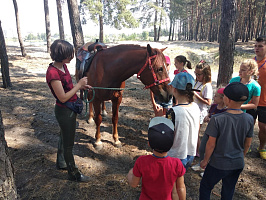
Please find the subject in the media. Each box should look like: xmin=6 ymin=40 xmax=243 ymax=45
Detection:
xmin=87 ymin=118 xmax=94 ymax=124
xmin=102 ymin=110 xmax=107 ymax=117
xmin=114 ymin=141 xmax=122 ymax=148
xmin=94 ymin=141 xmax=103 ymax=151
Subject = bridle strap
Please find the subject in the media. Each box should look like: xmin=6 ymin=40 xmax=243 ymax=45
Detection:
xmin=137 ymin=54 xmax=170 ymax=89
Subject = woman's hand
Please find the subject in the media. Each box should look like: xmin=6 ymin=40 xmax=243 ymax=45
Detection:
xmin=78 ymin=77 xmax=88 ymax=88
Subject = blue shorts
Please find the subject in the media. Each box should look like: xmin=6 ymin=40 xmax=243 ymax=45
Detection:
xmin=180 ymin=155 xmax=195 ymax=170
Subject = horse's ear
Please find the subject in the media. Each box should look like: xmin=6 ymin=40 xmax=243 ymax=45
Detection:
xmin=161 ymin=47 xmax=167 ymax=52
xmin=147 ymin=44 xmax=155 ymax=56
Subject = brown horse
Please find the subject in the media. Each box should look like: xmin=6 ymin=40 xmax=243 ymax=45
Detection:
xmin=84 ymin=44 xmax=172 ymax=150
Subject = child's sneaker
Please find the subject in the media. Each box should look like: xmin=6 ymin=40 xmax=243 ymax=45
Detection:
xmin=259 ymin=149 xmax=266 ymax=160
xmin=191 ymin=163 xmax=203 ymax=171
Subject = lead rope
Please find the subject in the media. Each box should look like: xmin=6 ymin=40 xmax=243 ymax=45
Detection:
xmin=82 ymin=87 xmax=139 ymax=116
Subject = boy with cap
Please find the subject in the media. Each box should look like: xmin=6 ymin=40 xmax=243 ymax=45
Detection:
xmin=127 ymin=117 xmax=186 ymax=200
xmin=199 ymin=82 xmax=254 ymax=200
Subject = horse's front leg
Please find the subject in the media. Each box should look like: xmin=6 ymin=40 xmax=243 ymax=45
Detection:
xmin=93 ymin=101 xmax=103 ymax=150
xmin=111 ymin=83 xmax=124 ymax=148
xmin=111 ymin=96 xmax=122 ymax=148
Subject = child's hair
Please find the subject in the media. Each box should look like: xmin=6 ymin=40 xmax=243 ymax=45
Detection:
xmin=175 ymin=55 xmax=192 ymax=69
xmin=256 ymin=36 xmax=266 ymax=44
xmin=50 ymin=39 xmax=74 ymax=62
xmin=241 ymin=59 xmax=258 ymax=76
xmin=195 ymin=60 xmax=212 ymax=84
xmin=176 ymin=89 xmax=194 ymax=103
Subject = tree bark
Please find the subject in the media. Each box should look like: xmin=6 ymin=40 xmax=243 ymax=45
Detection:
xmin=154 ymin=0 xmax=158 ymax=42
xmin=56 ymin=0 xmax=65 ymax=40
xmin=44 ymin=0 xmax=51 ymax=53
xmin=0 ymin=21 xmax=12 ymax=88
xmin=194 ymin=0 xmax=200 ymax=41
xmin=217 ymin=0 xmax=236 ymax=87
xmin=99 ymin=14 xmax=103 ymax=43
xmin=208 ymin=0 xmax=214 ymax=42
xmin=169 ymin=20 xmax=172 ymax=41
xmin=0 ymin=110 xmax=18 ymax=199
xmin=12 ymin=0 xmax=26 ymax=57
xmin=189 ymin=4 xmax=194 ymax=40
xmin=67 ymin=0 xmax=84 ymax=56
xmin=260 ymin=0 xmax=266 ymax=36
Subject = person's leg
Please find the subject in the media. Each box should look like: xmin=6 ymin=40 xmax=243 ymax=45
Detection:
xmin=180 ymin=155 xmax=195 ymax=170
xmin=258 ymin=122 xmax=266 ymax=150
xmin=55 ymin=105 xmax=89 ymax=182
xmin=257 ymin=106 xmax=266 ymax=159
xmin=199 ymin=165 xmax=224 ymax=200
xmin=221 ymin=168 xmax=243 ymax=200
xmin=196 ymin=124 xmax=202 ymax=157
xmin=56 ymin=131 xmax=67 ymax=169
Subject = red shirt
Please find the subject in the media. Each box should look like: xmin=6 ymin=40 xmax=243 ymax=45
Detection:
xmin=133 ymin=155 xmax=185 ymax=200
xmin=46 ymin=63 xmax=77 ymax=107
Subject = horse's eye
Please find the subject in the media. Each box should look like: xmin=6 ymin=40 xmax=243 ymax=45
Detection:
xmin=157 ymin=67 xmax=163 ymax=72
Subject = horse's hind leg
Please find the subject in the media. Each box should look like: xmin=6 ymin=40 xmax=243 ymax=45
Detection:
xmin=88 ymin=102 xmax=94 ymax=124
xmin=93 ymin=101 xmax=103 ymax=150
xmin=101 ymin=101 xmax=107 ymax=117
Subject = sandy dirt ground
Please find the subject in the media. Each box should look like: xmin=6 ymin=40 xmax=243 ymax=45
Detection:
xmin=0 ymin=41 xmax=265 ymax=200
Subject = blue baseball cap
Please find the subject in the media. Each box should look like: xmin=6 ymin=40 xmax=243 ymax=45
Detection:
xmin=169 ymin=72 xmax=199 ymax=91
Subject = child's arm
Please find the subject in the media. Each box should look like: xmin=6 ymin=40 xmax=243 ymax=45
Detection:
xmin=200 ymin=136 xmax=216 ymax=169
xmin=241 ymin=96 xmax=260 ymax=110
xmin=150 ymin=90 xmax=163 ymax=116
xmin=243 ymin=137 xmax=252 ymax=156
xmin=127 ymin=168 xmax=141 ymax=188
xmin=176 ymin=176 xmax=186 ymax=200
xmin=194 ymin=91 xmax=212 ymax=105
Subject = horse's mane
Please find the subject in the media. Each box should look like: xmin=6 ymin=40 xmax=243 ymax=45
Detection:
xmin=107 ymin=44 xmax=165 ymax=65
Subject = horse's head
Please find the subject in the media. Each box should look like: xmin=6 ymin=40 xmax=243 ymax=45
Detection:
xmin=137 ymin=44 xmax=172 ymax=103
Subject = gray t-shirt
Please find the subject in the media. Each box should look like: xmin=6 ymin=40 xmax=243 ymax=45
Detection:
xmin=205 ymin=111 xmax=254 ymax=170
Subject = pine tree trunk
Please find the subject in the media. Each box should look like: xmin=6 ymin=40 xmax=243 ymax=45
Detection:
xmin=56 ymin=0 xmax=65 ymax=40
xmin=0 ymin=110 xmax=18 ymax=199
xmin=169 ymin=20 xmax=172 ymax=41
xmin=154 ymin=0 xmax=158 ymax=42
xmin=0 ymin=21 xmax=12 ymax=88
xmin=217 ymin=0 xmax=236 ymax=87
xmin=260 ymin=0 xmax=266 ymax=36
xmin=189 ymin=4 xmax=194 ymax=40
xmin=12 ymin=0 xmax=26 ymax=57
xmin=67 ymin=0 xmax=84 ymax=56
xmin=194 ymin=0 xmax=200 ymax=41
xmin=44 ymin=0 xmax=51 ymax=53
xmin=208 ymin=0 xmax=214 ymax=42
xmin=99 ymin=15 xmax=103 ymax=42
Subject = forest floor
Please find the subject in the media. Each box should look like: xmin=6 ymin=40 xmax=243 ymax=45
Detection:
xmin=0 ymin=40 xmax=265 ymax=200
